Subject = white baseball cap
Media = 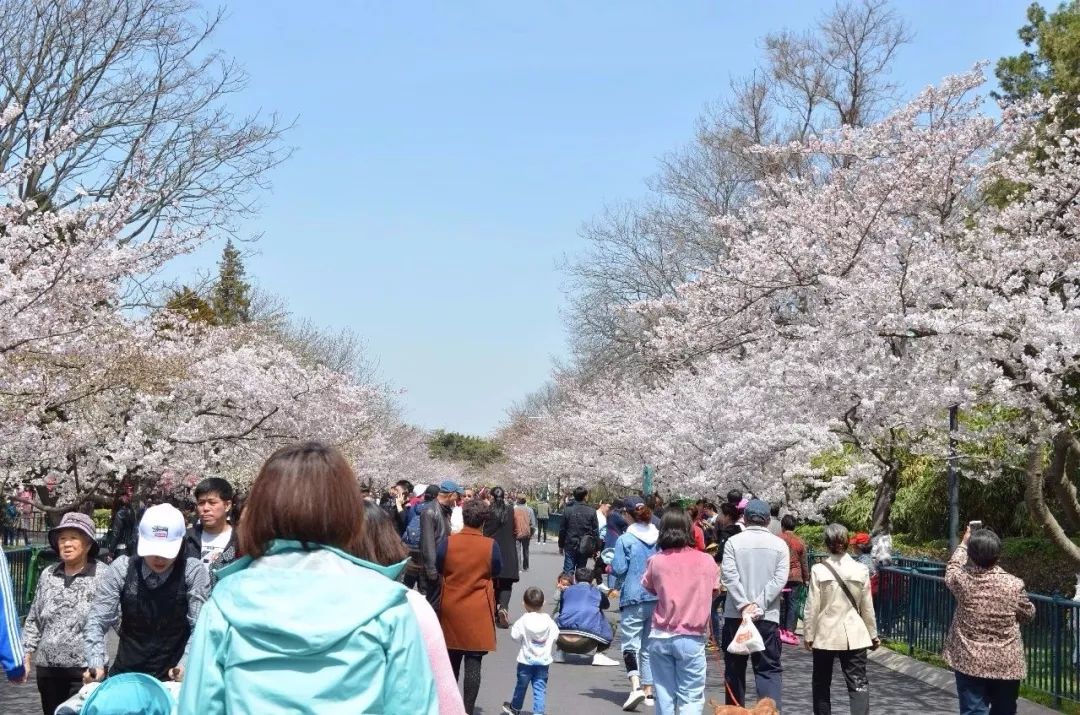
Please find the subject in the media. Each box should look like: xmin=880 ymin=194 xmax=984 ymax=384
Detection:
xmin=137 ymin=504 xmax=187 ymax=559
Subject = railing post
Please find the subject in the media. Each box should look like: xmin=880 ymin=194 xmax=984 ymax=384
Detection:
xmin=1052 ymin=595 xmax=1063 ymax=708
xmin=906 ymin=568 xmax=916 ymax=656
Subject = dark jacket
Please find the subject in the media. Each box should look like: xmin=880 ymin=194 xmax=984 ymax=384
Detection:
xmin=183 ymin=525 xmax=239 ymax=586
xmin=558 ymin=500 xmax=600 ymax=554
xmin=420 ymin=501 xmax=452 ymax=581
xmin=483 ymin=502 xmax=520 ymax=582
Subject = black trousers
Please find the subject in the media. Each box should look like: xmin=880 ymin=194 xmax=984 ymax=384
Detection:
xmin=36 ymin=666 xmax=84 ymax=715
xmin=518 ymin=537 xmax=531 ymax=570
xmin=448 ymin=650 xmax=485 ymax=714
xmin=812 ymin=648 xmax=870 ymax=715
xmin=722 ymin=618 xmax=783 ymax=711
xmin=537 ymin=519 xmax=548 ymax=542
xmin=495 ymin=578 xmax=515 ymax=612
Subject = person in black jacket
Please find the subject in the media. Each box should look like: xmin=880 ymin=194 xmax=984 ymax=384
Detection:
xmin=182 ymin=478 xmax=238 ymax=586
xmin=558 ymin=487 xmax=600 ymax=575
xmin=420 ymin=479 xmax=460 ymax=609
xmin=482 ymin=487 xmax=519 ymax=628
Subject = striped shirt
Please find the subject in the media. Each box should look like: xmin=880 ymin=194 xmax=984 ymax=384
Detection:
xmin=0 ymin=549 xmax=26 ymax=680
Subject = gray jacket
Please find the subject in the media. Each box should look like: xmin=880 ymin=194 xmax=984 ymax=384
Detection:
xmin=720 ymin=524 xmax=790 ymax=623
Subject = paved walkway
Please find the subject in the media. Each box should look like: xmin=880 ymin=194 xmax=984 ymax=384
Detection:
xmin=474 ymin=542 xmax=964 ymax=715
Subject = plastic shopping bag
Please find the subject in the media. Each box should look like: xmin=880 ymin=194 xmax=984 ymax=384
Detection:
xmin=726 ymin=613 xmax=766 ymax=655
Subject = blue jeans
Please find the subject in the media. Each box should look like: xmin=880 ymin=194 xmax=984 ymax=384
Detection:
xmin=710 ymin=593 xmax=724 ymax=645
xmin=648 ymin=635 xmax=707 ymax=715
xmin=620 ymin=601 xmax=656 ymax=684
xmin=562 ymin=548 xmax=589 ymax=575
xmin=954 ymin=671 xmax=1020 ymax=715
xmin=511 ymin=663 xmax=549 ymax=714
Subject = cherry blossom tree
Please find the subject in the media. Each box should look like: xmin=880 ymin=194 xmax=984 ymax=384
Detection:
xmin=0 ymin=104 xmax=405 ymax=514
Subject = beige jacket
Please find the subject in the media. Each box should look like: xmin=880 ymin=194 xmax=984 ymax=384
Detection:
xmin=804 ymin=553 xmax=878 ymax=651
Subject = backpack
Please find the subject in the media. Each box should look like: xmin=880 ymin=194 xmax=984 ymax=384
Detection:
xmin=402 ymin=501 xmax=430 ymax=549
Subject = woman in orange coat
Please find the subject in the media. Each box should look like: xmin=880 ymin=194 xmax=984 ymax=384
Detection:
xmin=437 ymin=498 xmax=502 ymax=715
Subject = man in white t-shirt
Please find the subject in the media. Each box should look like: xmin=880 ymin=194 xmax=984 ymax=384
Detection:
xmin=183 ymin=477 xmax=238 ymax=583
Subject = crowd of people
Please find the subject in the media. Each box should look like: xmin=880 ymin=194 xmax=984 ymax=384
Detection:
xmin=0 ymin=448 xmax=1039 ymax=715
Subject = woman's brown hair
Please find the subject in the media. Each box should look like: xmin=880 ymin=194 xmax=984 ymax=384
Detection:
xmin=360 ymin=500 xmax=408 ymax=566
xmin=237 ymin=441 xmax=366 ymax=559
xmin=632 ymin=504 xmax=653 ymax=524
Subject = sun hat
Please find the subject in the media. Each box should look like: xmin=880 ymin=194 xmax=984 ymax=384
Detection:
xmin=81 ymin=672 xmax=173 ymax=715
xmin=48 ymin=512 xmax=100 ymax=559
xmin=136 ymin=503 xmax=186 ymax=559
xmin=412 ymin=483 xmax=428 ymax=497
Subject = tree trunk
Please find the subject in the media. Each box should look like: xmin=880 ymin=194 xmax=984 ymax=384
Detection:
xmin=1025 ymin=440 xmax=1080 ymax=570
xmin=1049 ymin=433 xmax=1080 ymax=534
xmin=870 ymin=464 xmax=899 ymax=535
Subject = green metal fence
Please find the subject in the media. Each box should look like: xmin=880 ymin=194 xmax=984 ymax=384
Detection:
xmin=3 ymin=546 xmax=57 ymax=619
xmin=810 ymin=551 xmax=1080 ymax=708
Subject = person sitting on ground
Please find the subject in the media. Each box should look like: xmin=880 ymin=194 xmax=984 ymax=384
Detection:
xmin=720 ymin=499 xmax=789 ymax=712
xmin=20 ymin=512 xmax=105 ymax=715
xmin=554 ymin=567 xmax=619 ymax=666
xmin=83 ymin=503 xmax=211 ymax=684
xmin=360 ymin=501 xmax=466 ymax=715
xmin=182 ymin=477 xmax=238 ymax=584
xmin=551 ymin=572 xmax=573 ymax=615
xmin=502 ymin=587 xmax=560 ymax=715
xmin=944 ymin=524 xmax=1035 ymax=715
xmin=177 ymin=441 xmax=437 ymax=714
xmin=804 ymin=523 xmax=879 ymax=715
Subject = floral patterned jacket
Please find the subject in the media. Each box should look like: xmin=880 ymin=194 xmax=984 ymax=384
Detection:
xmin=22 ymin=560 xmax=103 ymax=667
xmin=943 ymin=543 xmax=1035 ymax=680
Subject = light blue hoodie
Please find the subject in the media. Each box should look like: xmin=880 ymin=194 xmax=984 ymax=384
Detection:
xmin=178 ymin=540 xmax=437 ymax=715
xmin=611 ymin=523 xmax=659 ymax=608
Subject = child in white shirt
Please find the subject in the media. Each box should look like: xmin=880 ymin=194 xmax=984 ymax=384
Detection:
xmin=502 ymin=587 xmax=560 ymax=715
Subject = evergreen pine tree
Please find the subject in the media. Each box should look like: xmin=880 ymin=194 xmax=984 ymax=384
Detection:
xmin=212 ymin=240 xmax=252 ymax=326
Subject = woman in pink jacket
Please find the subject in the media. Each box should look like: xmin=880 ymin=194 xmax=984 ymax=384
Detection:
xmin=642 ymin=506 xmax=719 ymax=715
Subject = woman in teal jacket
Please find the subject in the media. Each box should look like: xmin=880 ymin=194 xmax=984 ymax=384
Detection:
xmin=178 ymin=442 xmax=437 ymax=715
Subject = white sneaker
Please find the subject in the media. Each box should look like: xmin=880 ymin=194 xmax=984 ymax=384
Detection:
xmin=622 ymin=689 xmax=646 ymax=711
xmin=592 ymin=652 xmax=620 ymax=666
xmin=643 ymin=696 xmax=655 ymax=707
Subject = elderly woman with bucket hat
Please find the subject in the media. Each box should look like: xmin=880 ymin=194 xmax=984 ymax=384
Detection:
xmin=18 ymin=512 xmax=105 ymax=715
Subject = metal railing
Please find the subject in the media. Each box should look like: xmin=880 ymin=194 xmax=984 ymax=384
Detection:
xmin=3 ymin=546 xmax=56 ymax=619
xmin=811 ymin=551 xmax=1080 ymax=707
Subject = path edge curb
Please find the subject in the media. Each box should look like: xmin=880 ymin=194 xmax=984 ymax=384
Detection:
xmin=867 ymin=648 xmax=1059 ymax=715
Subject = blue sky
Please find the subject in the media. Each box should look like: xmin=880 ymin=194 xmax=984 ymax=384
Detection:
xmin=191 ymin=1 xmax=1030 ymax=435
